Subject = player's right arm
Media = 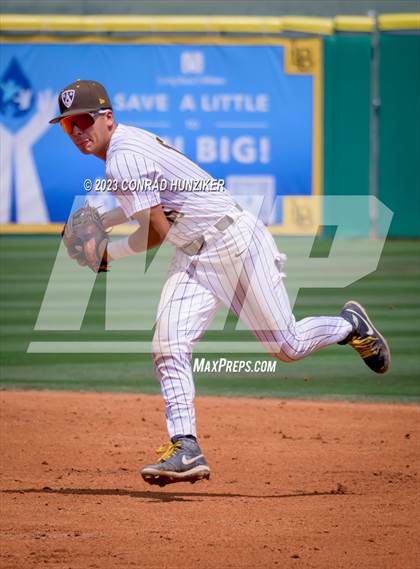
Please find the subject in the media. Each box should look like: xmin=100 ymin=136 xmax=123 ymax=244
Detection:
xmin=101 ymin=206 xmax=128 ymax=229
xmin=105 ymin=152 xmax=170 ymax=261
xmin=125 ymin=205 xmax=170 ymax=254
xmin=106 ymin=204 xmax=170 ymax=262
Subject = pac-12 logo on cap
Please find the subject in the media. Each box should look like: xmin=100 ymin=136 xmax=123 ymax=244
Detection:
xmin=61 ymin=89 xmax=75 ymax=108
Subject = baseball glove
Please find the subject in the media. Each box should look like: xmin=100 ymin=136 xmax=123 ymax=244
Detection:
xmin=62 ymin=203 xmax=110 ymax=272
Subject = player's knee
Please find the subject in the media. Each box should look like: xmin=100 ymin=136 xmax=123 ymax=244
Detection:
xmin=269 ymin=334 xmax=305 ymax=363
xmin=152 ymin=333 xmax=192 ymax=363
xmin=270 ymin=350 xmax=295 ymax=363
xmin=152 ymin=336 xmax=172 ymax=362
xmin=278 ymin=342 xmax=307 ymax=362
xmin=260 ymin=336 xmax=298 ymax=363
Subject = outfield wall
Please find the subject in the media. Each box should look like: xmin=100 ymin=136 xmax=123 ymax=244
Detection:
xmin=323 ymin=31 xmax=420 ymax=237
xmin=378 ymin=33 xmax=420 ymax=237
xmin=0 ymin=14 xmax=419 ymax=236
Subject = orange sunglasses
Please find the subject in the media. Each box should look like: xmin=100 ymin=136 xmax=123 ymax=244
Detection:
xmin=60 ymin=109 xmax=109 ymax=134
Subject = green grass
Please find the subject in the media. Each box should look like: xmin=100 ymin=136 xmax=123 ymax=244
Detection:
xmin=0 ymin=236 xmax=419 ymax=402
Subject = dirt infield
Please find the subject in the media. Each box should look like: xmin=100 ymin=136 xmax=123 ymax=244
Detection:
xmin=1 ymin=391 xmax=419 ymax=569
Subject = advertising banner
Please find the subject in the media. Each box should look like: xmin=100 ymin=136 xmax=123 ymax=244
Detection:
xmin=0 ymin=39 xmax=322 ymax=232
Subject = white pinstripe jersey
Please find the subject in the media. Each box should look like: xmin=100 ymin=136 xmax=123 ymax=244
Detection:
xmin=105 ymin=124 xmax=238 ymax=247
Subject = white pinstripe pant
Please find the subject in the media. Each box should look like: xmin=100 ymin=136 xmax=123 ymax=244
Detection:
xmin=152 ymin=210 xmax=352 ymax=438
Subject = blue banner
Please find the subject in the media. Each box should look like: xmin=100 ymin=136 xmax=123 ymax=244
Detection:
xmin=0 ymin=41 xmax=320 ymax=227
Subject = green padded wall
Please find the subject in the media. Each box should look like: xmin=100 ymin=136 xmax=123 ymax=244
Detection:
xmin=322 ymin=35 xmax=371 ymax=237
xmin=323 ymin=35 xmax=372 ymax=199
xmin=378 ymin=33 xmax=420 ymax=237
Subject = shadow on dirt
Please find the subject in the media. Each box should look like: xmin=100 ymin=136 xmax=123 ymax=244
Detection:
xmin=1 ymin=486 xmax=348 ymax=503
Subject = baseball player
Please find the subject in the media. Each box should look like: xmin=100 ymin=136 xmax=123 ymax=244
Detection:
xmin=50 ymin=80 xmax=391 ymax=487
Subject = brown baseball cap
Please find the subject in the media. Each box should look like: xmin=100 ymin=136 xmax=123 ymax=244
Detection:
xmin=49 ymin=79 xmax=112 ymax=124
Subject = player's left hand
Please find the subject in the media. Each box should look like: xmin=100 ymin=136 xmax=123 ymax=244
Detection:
xmin=62 ymin=203 xmax=110 ymax=272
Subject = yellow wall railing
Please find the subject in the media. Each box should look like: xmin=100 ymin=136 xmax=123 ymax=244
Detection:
xmin=0 ymin=13 xmax=419 ymax=35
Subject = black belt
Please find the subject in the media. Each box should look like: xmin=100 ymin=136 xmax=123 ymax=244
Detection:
xmin=181 ymin=204 xmax=242 ymax=256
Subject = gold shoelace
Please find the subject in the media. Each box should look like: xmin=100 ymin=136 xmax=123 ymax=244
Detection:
xmin=350 ymin=336 xmax=379 ymax=358
xmin=155 ymin=441 xmax=182 ymax=463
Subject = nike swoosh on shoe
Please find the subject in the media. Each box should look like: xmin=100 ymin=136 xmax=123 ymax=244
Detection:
xmin=181 ymin=454 xmax=204 ymax=466
xmin=346 ymin=308 xmax=375 ymax=335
